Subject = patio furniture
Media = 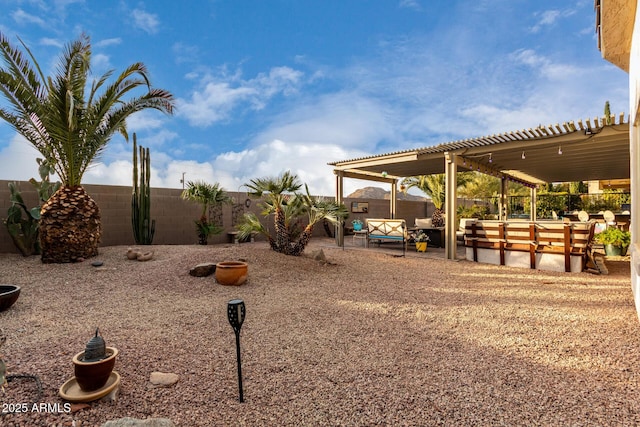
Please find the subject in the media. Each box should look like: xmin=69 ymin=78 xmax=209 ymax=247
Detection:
xmin=353 ymin=229 xmax=368 ymax=247
xmin=463 ymin=219 xmax=595 ymax=273
xmin=366 ymin=219 xmax=408 ymax=256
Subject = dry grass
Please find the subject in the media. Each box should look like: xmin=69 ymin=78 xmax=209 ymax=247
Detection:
xmin=0 ymin=239 xmax=638 ymax=426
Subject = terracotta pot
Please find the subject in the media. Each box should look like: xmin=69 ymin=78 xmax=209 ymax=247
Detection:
xmin=215 ymin=261 xmax=248 ymax=286
xmin=0 ymin=285 xmax=21 ymax=312
xmin=72 ymin=347 xmax=118 ymax=391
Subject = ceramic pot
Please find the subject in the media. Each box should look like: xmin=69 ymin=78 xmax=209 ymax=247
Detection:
xmin=72 ymin=347 xmax=119 ymax=391
xmin=353 ymin=223 xmax=363 ymax=231
xmin=0 ymin=285 xmax=21 ymax=312
xmin=604 ymin=244 xmax=628 ymax=257
xmin=215 ymin=261 xmax=248 ymax=286
xmin=415 ymin=242 xmax=428 ymax=253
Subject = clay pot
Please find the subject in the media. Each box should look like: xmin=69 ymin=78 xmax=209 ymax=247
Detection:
xmin=72 ymin=347 xmax=119 ymax=391
xmin=215 ymin=261 xmax=248 ymax=286
xmin=0 ymin=285 xmax=21 ymax=312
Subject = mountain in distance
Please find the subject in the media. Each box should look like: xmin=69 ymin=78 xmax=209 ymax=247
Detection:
xmin=347 ymin=186 xmax=427 ymax=201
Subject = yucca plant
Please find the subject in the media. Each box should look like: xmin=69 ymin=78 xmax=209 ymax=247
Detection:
xmin=0 ymin=33 xmax=174 ymax=262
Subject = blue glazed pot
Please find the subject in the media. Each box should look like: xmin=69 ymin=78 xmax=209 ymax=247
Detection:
xmin=353 ymin=223 xmax=363 ymax=231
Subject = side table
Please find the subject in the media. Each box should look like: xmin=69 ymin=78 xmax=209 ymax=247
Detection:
xmin=353 ymin=230 xmax=368 ymax=247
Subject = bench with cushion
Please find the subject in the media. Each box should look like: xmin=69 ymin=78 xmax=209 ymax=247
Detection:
xmin=463 ymin=219 xmax=595 ymax=272
xmin=366 ymin=219 xmax=408 ymax=256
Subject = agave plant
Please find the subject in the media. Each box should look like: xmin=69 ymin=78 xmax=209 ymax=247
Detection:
xmin=0 ymin=33 xmax=174 ymax=262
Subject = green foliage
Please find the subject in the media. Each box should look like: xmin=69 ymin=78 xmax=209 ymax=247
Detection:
xmin=181 ymin=180 xmax=230 ymax=245
xmin=0 ymin=32 xmax=175 ymax=187
xmin=3 ymin=158 xmax=60 ymax=256
xmin=414 ymin=231 xmax=430 ymax=242
xmin=595 ymin=227 xmax=631 ymax=247
xmin=456 ymin=204 xmax=489 ymax=224
xmin=131 ymin=133 xmax=155 ymax=244
xmin=238 ymin=171 xmax=347 ymax=255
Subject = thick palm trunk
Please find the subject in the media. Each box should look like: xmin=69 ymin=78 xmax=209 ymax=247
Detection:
xmin=432 ymin=208 xmax=445 ymax=228
xmin=274 ymin=206 xmax=290 ymax=254
xmin=291 ymin=224 xmax=314 ymax=256
xmin=39 ymin=186 xmax=101 ymax=263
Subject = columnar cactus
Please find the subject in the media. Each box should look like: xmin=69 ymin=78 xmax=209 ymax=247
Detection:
xmin=131 ymin=133 xmax=155 ymax=244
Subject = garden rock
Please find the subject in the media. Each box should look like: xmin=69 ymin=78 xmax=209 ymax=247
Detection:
xmin=136 ymin=252 xmax=154 ymax=261
xmin=149 ymin=371 xmax=179 ymax=387
xmin=189 ymin=263 xmax=216 ymax=277
xmin=126 ymin=248 xmax=140 ymax=260
xmin=101 ymin=418 xmax=175 ymax=427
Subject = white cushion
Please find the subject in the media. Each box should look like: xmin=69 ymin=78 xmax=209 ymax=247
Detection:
xmin=415 ymin=218 xmax=432 ymax=228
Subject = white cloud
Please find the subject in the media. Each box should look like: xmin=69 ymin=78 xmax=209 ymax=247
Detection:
xmin=95 ymin=38 xmax=122 ymax=48
xmin=530 ymin=8 xmax=577 ymax=33
xmin=177 ymin=66 xmax=304 ymax=127
xmin=91 ymin=53 xmax=110 ymax=72
xmin=510 ymin=48 xmax=580 ymax=80
xmin=211 ymin=139 xmax=365 ymax=196
xmin=255 ymin=92 xmax=395 ymax=150
xmin=399 ymin=0 xmax=421 ymax=11
xmin=12 ymin=9 xmax=47 ymax=27
xmin=0 ymin=135 xmax=50 ymax=182
xmin=132 ymin=9 xmax=159 ymax=34
xmin=40 ymin=37 xmax=63 ymax=48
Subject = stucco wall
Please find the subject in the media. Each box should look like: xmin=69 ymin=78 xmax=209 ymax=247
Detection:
xmin=0 ymin=180 xmax=434 ymax=255
xmin=628 ymin=1 xmax=640 ymax=321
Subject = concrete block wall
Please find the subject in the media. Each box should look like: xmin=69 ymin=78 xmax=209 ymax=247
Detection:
xmin=0 ymin=180 xmax=434 ymax=254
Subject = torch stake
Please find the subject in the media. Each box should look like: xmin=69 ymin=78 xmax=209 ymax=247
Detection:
xmin=234 ymin=329 xmax=244 ymax=403
xmin=227 ymin=299 xmax=246 ymax=403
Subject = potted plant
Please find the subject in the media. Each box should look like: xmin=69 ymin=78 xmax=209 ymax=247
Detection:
xmin=414 ymin=231 xmax=430 ymax=252
xmin=595 ymin=227 xmax=631 ymax=256
xmin=352 ymin=219 xmax=364 ymax=231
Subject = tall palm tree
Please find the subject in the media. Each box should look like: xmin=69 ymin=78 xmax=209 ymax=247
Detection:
xmin=238 ymin=171 xmax=347 ymax=255
xmin=180 ymin=181 xmax=231 ymax=244
xmin=401 ymin=173 xmax=471 ymax=227
xmin=0 ymin=33 xmax=174 ymax=262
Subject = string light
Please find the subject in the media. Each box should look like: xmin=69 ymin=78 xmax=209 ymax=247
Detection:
xmin=489 ymin=153 xmax=492 ymax=163
xmin=558 ymin=146 xmax=563 ymax=155
xmin=521 ymin=151 xmax=526 ymax=159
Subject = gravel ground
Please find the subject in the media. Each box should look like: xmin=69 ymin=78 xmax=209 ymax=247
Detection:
xmin=0 ymin=239 xmax=638 ymax=426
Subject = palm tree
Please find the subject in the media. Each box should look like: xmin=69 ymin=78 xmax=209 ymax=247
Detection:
xmin=238 ymin=171 xmax=347 ymax=255
xmin=401 ymin=173 xmax=471 ymax=227
xmin=180 ymin=181 xmax=231 ymax=244
xmin=0 ymin=33 xmax=174 ymax=262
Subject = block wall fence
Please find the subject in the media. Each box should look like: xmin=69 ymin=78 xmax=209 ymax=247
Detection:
xmin=0 ymin=180 xmax=438 ymax=255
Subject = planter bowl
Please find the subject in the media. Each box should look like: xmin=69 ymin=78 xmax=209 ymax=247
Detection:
xmin=72 ymin=347 xmax=118 ymax=392
xmin=0 ymin=285 xmax=21 ymax=312
xmin=215 ymin=261 xmax=248 ymax=286
xmin=604 ymin=244 xmax=628 ymax=257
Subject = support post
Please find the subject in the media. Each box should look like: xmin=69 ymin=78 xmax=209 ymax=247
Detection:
xmin=335 ymin=170 xmax=344 ymax=247
xmin=444 ymin=152 xmax=457 ymax=260
xmin=530 ymin=186 xmax=537 ymax=221
xmin=500 ymin=177 xmax=508 ymax=220
xmin=390 ymin=180 xmax=397 ymax=219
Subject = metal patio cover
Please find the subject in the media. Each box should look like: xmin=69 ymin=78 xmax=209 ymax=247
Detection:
xmin=329 ymin=114 xmax=630 ymax=185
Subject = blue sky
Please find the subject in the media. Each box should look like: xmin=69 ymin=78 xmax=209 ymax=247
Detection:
xmin=0 ymin=0 xmax=629 ymax=196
